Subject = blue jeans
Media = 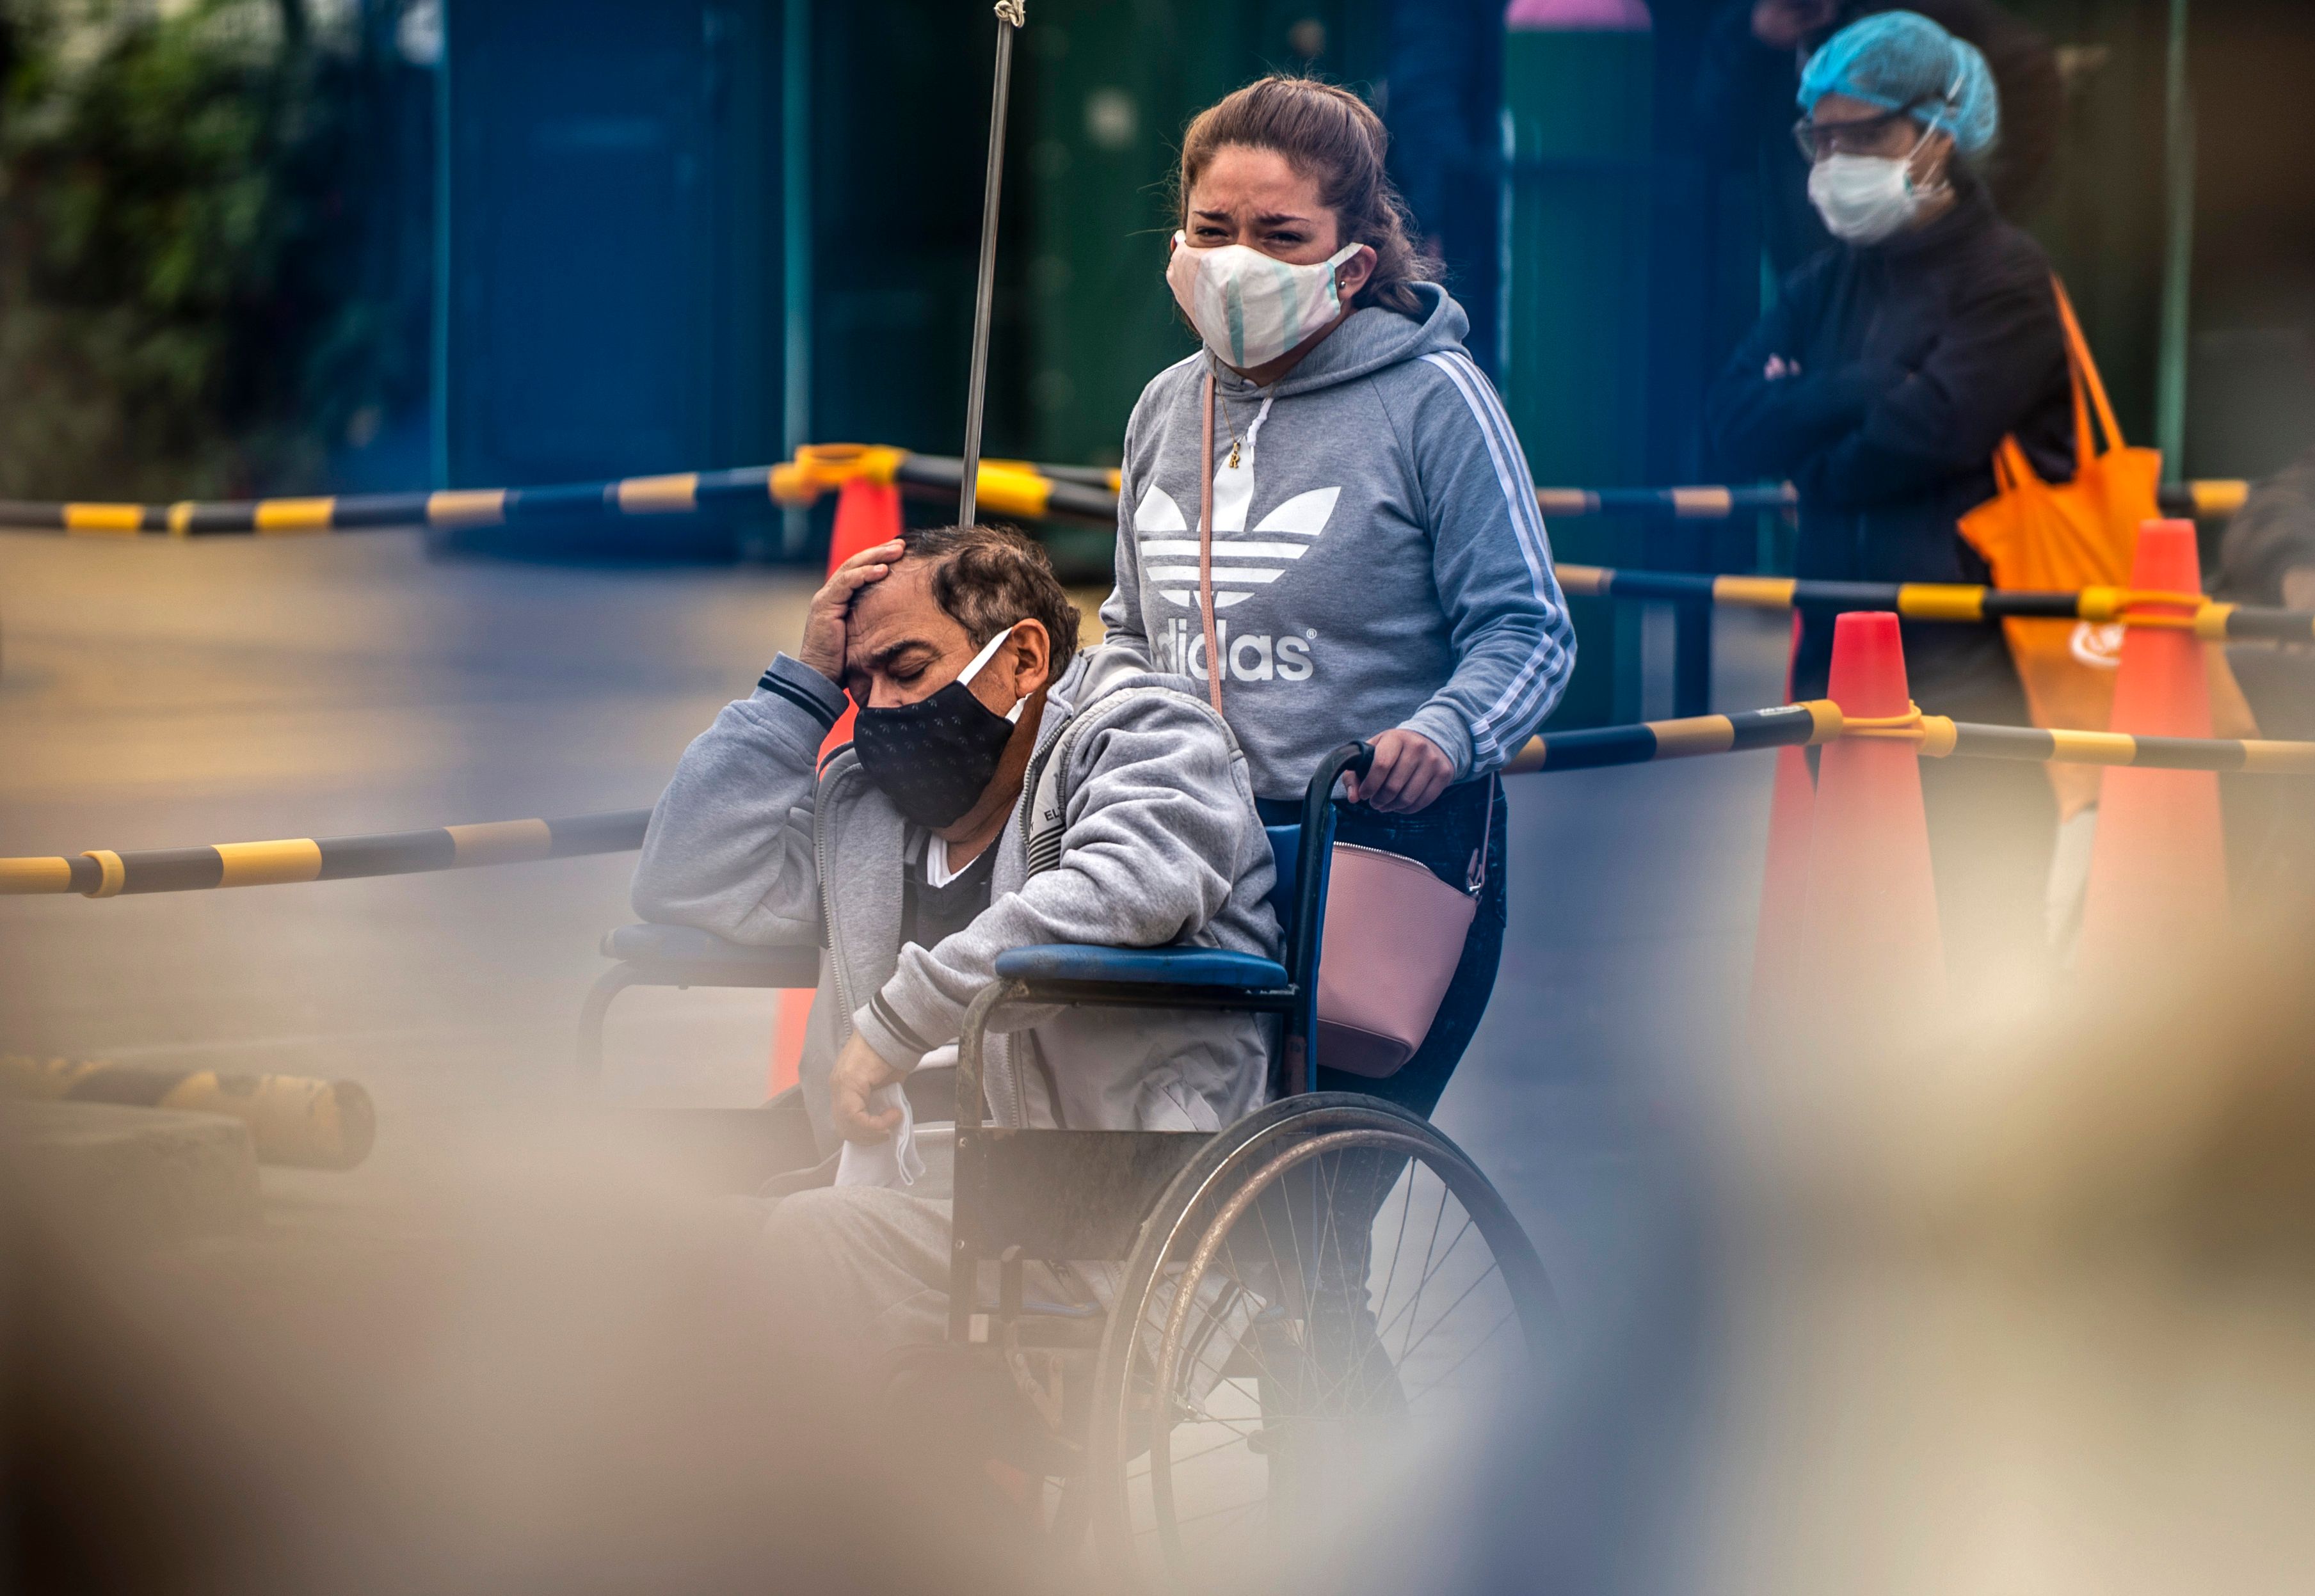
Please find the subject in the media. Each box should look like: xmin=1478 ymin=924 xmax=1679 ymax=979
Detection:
xmin=1258 ymin=774 xmax=1509 ymax=1119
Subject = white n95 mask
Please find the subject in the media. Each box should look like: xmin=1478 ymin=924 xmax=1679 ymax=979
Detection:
xmin=1166 ymin=232 xmax=1363 ymax=369
xmin=1806 ymin=152 xmax=1929 ymax=245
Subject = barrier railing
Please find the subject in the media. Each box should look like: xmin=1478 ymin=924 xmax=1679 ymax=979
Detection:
xmin=0 ymin=446 xmax=2252 ymax=539
xmin=0 ymin=811 xmax=647 ymax=897
xmin=1535 ymin=479 xmax=2244 ymax=522
xmin=0 ymin=445 xmax=1121 ymax=537
xmin=8 ymin=710 xmax=2309 ymax=898
xmin=1505 ymin=702 xmax=2315 ymax=775
xmin=1556 ymin=563 xmax=2315 ymax=644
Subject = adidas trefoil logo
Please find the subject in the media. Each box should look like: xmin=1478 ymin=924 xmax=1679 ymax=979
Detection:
xmin=1132 ymin=480 xmax=1340 ymax=611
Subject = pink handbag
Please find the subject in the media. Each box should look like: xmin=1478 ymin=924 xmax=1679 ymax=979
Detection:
xmin=1198 ymin=373 xmax=1486 ymax=1078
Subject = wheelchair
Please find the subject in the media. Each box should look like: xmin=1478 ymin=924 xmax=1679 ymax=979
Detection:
xmin=582 ymin=744 xmax=1558 ymax=1589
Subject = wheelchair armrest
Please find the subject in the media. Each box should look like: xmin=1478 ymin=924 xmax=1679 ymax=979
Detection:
xmin=599 ymin=923 xmax=820 ymax=987
xmin=993 ymin=944 xmax=1290 ymax=990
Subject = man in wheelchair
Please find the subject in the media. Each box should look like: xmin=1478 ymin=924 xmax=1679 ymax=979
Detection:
xmin=631 ymin=522 xmax=1281 ymax=1369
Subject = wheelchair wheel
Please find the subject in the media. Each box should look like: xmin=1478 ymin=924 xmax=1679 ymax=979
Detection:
xmin=1085 ymin=1093 xmax=1557 ymax=1591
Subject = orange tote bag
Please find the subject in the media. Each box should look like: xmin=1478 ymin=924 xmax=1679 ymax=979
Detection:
xmin=1958 ymin=278 xmax=2161 ymax=816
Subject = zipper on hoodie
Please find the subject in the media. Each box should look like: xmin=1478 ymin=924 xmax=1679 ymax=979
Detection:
xmin=991 ymin=733 xmax=1056 ymax=1129
xmin=814 ymin=759 xmax=856 ymax=1047
xmin=989 ymin=705 xmax=1083 ymax=1128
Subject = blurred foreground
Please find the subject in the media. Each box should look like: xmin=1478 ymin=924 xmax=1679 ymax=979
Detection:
xmin=3 ymin=532 xmax=2310 ymax=1590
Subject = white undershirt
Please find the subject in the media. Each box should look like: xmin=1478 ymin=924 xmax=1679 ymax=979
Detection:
xmin=922 ymin=833 xmax=963 ymax=888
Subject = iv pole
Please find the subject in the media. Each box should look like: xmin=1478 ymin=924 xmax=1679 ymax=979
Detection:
xmin=957 ymin=1 xmax=1025 ymax=526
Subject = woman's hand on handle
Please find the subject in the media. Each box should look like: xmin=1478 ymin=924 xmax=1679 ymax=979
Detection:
xmin=1345 ymin=728 xmax=1455 ymax=813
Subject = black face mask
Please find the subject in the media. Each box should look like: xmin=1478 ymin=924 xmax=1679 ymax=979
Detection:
xmin=852 ymin=625 xmax=1025 ymax=829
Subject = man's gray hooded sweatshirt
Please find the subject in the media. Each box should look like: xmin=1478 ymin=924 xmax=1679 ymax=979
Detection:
xmin=630 ymin=648 xmax=1280 ymax=1150
xmin=1101 ymin=283 xmax=1576 ymax=801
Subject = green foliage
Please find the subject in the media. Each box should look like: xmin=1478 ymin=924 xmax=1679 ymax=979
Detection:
xmin=0 ymin=0 xmax=419 ymax=499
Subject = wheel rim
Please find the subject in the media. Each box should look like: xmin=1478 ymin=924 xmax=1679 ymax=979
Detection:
xmin=1094 ymin=1108 xmax=1555 ymax=1592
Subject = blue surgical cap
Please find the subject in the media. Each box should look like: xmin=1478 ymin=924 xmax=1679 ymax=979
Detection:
xmin=1797 ymin=10 xmax=2000 ymax=158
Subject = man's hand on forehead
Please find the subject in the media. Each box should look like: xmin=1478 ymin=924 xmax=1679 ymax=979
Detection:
xmin=796 ymin=538 xmax=904 ymax=685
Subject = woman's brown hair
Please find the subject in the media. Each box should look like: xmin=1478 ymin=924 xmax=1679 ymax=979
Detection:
xmin=1177 ymin=76 xmax=1433 ymax=318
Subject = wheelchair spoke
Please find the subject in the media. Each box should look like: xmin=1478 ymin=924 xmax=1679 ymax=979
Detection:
xmin=1391 ymin=1168 xmax=1453 ymax=1343
xmin=1277 ymin=1142 xmax=1308 ymax=1307
xmin=1393 ymin=1254 xmax=1501 ymax=1371
xmin=1157 ymin=1424 xmax=1264 ymax=1472
xmin=1370 ymin=1164 xmax=1418 ymax=1343
xmin=1376 ymin=1211 xmax=1475 ymax=1355
xmin=1167 ymin=1495 xmax=1267 ymax=1532
xmin=1406 ymin=1301 xmax=1519 ymax=1406
xmin=1137 ymin=1494 xmax=1267 ymax=1543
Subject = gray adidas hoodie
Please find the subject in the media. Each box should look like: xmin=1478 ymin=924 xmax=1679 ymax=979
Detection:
xmin=630 ymin=648 xmax=1280 ymax=1150
xmin=1100 ymin=284 xmax=1576 ymax=801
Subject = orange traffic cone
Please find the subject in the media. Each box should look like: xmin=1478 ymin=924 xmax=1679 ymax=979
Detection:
xmin=765 ymin=988 xmax=812 ymax=1097
xmin=767 ymin=475 xmax=905 ymax=1099
xmin=2077 ymin=519 xmax=2227 ymax=976
xmin=828 ymin=474 xmax=903 ymax=568
xmin=1749 ymin=615 xmax=1816 ymax=1023
xmin=1792 ymin=612 xmax=1945 ymax=1040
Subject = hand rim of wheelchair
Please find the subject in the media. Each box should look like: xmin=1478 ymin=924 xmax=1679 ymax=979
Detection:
xmin=1081 ymin=1092 xmax=1559 ymax=1586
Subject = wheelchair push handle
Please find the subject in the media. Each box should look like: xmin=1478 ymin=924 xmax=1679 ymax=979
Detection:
xmin=1286 ymin=741 xmax=1372 ymax=998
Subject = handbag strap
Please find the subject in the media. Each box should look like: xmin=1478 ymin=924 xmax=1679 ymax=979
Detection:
xmin=1992 ymin=433 xmax=2033 ymax=494
xmin=1464 ymin=775 xmax=1496 ymax=895
xmin=1197 ymin=371 xmax=1226 ymax=719
xmin=2050 ymin=275 xmax=2126 ymax=465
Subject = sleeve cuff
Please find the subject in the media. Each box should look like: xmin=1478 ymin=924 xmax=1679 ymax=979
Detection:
xmin=852 ymin=987 xmax=939 ymax=1075
xmin=1399 ymin=704 xmax=1476 ymax=782
xmin=753 ymin=653 xmax=848 ymax=734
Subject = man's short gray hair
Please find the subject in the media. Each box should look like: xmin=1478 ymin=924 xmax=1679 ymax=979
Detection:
xmin=901 ymin=523 xmax=1082 ymax=660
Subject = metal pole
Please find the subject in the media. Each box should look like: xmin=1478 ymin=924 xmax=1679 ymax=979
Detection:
xmin=779 ymin=0 xmax=815 ymax=557
xmin=959 ymin=1 xmax=1024 ymax=527
xmin=2154 ymin=0 xmax=2194 ymax=482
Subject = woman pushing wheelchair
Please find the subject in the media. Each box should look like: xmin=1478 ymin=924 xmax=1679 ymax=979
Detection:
xmin=1105 ymin=75 xmax=1573 ymax=1117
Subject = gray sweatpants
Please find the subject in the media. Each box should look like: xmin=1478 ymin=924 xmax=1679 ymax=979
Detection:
xmin=753 ymin=1134 xmax=1093 ymax=1384
xmin=754 ymin=1136 xmax=1250 ymax=1400
xmin=757 ymin=1183 xmax=958 ymax=1378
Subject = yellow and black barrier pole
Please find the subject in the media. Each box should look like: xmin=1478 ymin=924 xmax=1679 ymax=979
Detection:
xmin=1502 ymin=701 xmax=1844 ymax=772
xmin=1 ymin=1055 xmax=375 ymax=1169
xmin=8 ymin=714 xmax=2309 ymax=900
xmin=0 ymin=447 xmax=1125 ymax=538
xmin=0 ymin=459 xmax=2250 ymax=540
xmin=1939 ymin=721 xmax=2315 ymax=774
xmin=1556 ymin=563 xmax=2315 ymax=646
xmin=1501 ymin=701 xmax=2315 ymax=776
xmin=0 ymin=811 xmax=648 ymax=897
xmin=1534 ymin=479 xmax=2246 ymax=521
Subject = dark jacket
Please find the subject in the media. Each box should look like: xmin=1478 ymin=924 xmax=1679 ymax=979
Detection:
xmin=1706 ymin=182 xmax=2072 ymax=705
xmin=1694 ymin=0 xmax=2064 ymax=275
xmin=2216 ymin=447 xmax=2315 ymax=609
xmin=1385 ymin=0 xmax=1504 ymax=377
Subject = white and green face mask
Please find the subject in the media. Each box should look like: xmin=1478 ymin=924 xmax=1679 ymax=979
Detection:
xmin=1166 ymin=231 xmax=1363 ymax=369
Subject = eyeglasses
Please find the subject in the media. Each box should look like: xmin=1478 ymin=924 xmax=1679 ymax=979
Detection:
xmin=1791 ymin=102 xmax=1928 ymax=161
